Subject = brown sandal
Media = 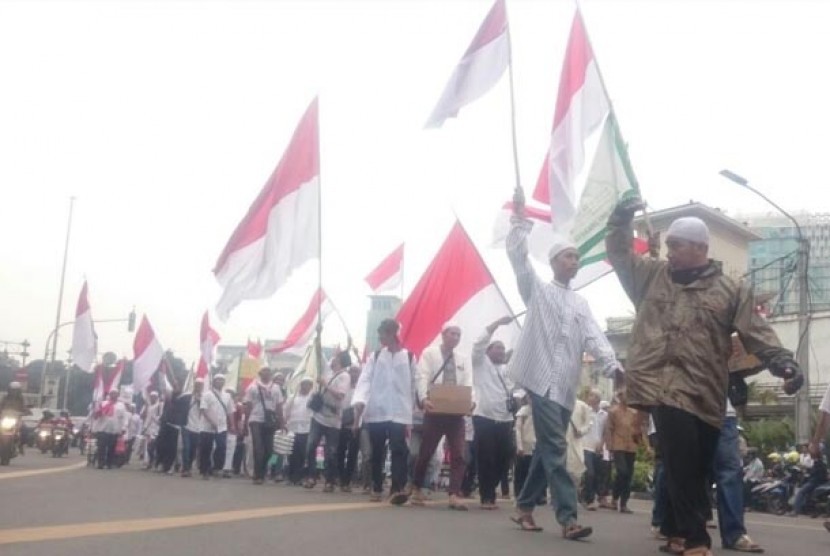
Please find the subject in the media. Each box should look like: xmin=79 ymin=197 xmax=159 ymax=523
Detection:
xmin=562 ymin=523 xmax=593 ymax=541
xmin=510 ymin=513 xmax=543 ymax=532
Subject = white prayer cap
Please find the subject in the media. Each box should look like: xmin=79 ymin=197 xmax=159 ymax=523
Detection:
xmin=148 ymin=390 xmax=158 ymax=397
xmin=548 ymin=236 xmax=578 ymax=261
xmin=666 ymin=217 xmax=709 ymax=245
xmin=300 ymin=376 xmax=314 ymax=384
xmin=442 ymin=321 xmax=461 ymax=332
xmin=212 ymin=374 xmax=226 ymax=382
xmin=194 ymin=377 xmax=205 ymax=384
xmin=513 ymin=389 xmax=527 ymax=399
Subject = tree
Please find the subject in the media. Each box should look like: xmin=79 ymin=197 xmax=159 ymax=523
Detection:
xmin=744 ymin=418 xmax=794 ymax=456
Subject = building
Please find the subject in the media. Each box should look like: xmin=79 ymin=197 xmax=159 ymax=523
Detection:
xmin=739 ymin=212 xmax=830 ymax=315
xmin=363 ymin=295 xmax=402 ymax=354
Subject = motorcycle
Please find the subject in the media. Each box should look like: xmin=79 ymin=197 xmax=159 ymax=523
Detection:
xmin=750 ymin=465 xmax=802 ymax=515
xmin=36 ymin=426 xmax=53 ymax=454
xmin=51 ymin=426 xmax=69 ymax=457
xmin=0 ymin=412 xmax=21 ymax=465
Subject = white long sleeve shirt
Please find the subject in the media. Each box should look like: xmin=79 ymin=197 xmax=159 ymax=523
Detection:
xmin=200 ymin=389 xmax=231 ymax=433
xmin=352 ymin=347 xmax=416 ymax=426
xmin=284 ymin=392 xmax=313 ymax=434
xmin=506 ymin=220 xmax=620 ymax=411
xmin=416 ymin=345 xmax=475 ymax=407
xmin=472 ymin=329 xmax=513 ymax=422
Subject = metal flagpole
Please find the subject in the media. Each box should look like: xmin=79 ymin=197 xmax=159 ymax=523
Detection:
xmin=53 ymin=197 xmax=75 ymax=410
xmin=504 ymin=7 xmax=522 ymax=193
xmin=315 ymin=97 xmax=324 ymax=383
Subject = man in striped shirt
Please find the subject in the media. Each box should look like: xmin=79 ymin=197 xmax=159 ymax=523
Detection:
xmin=507 ymin=187 xmax=622 ymax=541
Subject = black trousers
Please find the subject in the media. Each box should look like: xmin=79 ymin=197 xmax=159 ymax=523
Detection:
xmin=287 ymin=432 xmax=308 ymax=483
xmin=232 ymin=438 xmax=246 ymax=474
xmin=96 ymin=432 xmax=118 ymax=468
xmin=249 ymin=422 xmax=275 ymax=481
xmin=473 ymin=416 xmax=513 ymax=504
xmin=156 ymin=424 xmax=179 ymax=472
xmin=366 ymin=421 xmax=408 ymax=494
xmin=337 ymin=427 xmax=360 ymax=486
xmin=461 ymin=439 xmax=477 ymax=496
xmin=583 ymin=450 xmax=600 ymax=503
xmin=612 ymin=451 xmax=636 ymax=507
xmin=654 ymin=405 xmax=720 ymax=550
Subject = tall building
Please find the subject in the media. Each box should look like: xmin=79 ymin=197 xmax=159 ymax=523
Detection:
xmin=364 ymin=295 xmax=402 ymax=354
xmin=741 ymin=212 xmax=830 ymax=315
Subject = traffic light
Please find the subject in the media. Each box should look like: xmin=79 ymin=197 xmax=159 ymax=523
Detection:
xmin=127 ymin=309 xmax=136 ymax=332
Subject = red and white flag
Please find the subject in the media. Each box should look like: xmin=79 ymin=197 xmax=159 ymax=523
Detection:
xmin=268 ymin=287 xmax=333 ymax=356
xmin=246 ymin=338 xmax=263 ymax=360
xmin=397 ymin=221 xmax=519 ymax=358
xmin=70 ymin=281 xmax=97 ymax=373
xmin=93 ymin=359 xmax=125 ymax=403
xmin=196 ymin=311 xmax=221 ymax=379
xmin=532 ymin=11 xmax=609 ymax=230
xmin=425 ymin=0 xmax=510 ymax=128
xmin=365 ymin=243 xmax=404 ymax=294
xmin=214 ymin=98 xmax=320 ymax=321
xmin=132 ymin=315 xmax=165 ymax=392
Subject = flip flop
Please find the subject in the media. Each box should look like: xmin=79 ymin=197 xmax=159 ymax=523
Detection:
xmin=510 ymin=514 xmax=542 ymax=532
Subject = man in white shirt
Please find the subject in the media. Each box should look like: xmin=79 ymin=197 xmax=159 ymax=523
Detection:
xmin=95 ymin=389 xmax=127 ymax=469
xmin=199 ymin=374 xmax=232 ymax=479
xmin=284 ymin=377 xmax=314 ymax=484
xmin=141 ymin=391 xmax=162 ymax=470
xmin=304 ymin=352 xmax=352 ymax=491
xmin=181 ymin=379 xmax=203 ymax=478
xmin=353 ymin=319 xmax=417 ymax=504
xmin=337 ymin=365 xmax=361 ymax=492
xmin=410 ymin=323 xmax=475 ymax=511
xmin=471 ymin=317 xmax=516 ymax=510
xmin=507 ymin=189 xmax=622 ymax=540
xmin=581 ymin=390 xmax=603 ymax=510
xmin=125 ymin=405 xmax=142 ymax=466
xmin=243 ymin=367 xmax=284 ymax=485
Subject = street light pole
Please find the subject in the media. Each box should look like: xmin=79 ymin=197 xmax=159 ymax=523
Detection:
xmin=720 ymin=170 xmax=812 ymax=444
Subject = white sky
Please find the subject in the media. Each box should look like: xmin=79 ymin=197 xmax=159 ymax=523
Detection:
xmin=2 ymin=0 xmax=829 ymax=366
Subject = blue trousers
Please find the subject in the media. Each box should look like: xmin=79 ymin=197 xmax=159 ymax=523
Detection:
xmin=516 ymin=391 xmax=577 ymax=526
xmin=713 ymin=417 xmax=746 ymax=547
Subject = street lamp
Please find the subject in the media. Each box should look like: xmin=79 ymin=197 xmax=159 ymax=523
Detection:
xmin=719 ymin=169 xmax=812 ymax=444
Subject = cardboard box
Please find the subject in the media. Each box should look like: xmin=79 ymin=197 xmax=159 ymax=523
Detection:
xmin=428 ymin=384 xmax=472 ymax=415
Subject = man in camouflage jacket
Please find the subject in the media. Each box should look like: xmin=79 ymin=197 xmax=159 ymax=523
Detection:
xmin=605 ymin=197 xmax=802 ymax=555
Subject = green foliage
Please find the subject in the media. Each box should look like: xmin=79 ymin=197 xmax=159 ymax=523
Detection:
xmin=744 ymin=417 xmax=794 ymax=455
xmin=632 ymin=460 xmax=652 ymax=493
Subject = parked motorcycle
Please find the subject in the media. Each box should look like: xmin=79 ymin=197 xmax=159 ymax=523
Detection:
xmin=0 ymin=412 xmax=21 ymax=465
xmin=750 ymin=465 xmax=803 ymax=515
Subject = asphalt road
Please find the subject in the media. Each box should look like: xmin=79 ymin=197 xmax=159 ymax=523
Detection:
xmin=0 ymin=451 xmax=827 ymax=556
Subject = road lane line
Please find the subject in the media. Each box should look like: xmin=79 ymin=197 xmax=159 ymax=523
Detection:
xmin=0 ymin=461 xmax=85 ymax=480
xmin=0 ymin=501 xmax=381 ymax=545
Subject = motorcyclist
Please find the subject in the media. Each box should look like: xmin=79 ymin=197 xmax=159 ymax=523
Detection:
xmin=51 ymin=411 xmax=74 ymax=451
xmin=0 ymin=382 xmax=29 ymax=455
xmin=0 ymin=382 xmax=28 ymax=414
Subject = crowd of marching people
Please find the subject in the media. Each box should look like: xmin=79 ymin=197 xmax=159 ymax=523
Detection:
xmin=55 ymin=192 xmax=830 ymax=556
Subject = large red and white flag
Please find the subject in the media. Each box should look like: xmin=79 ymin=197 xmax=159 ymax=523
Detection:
xmin=93 ymin=359 xmax=125 ymax=403
xmin=532 ymin=11 xmax=609 ymax=229
xmin=214 ymin=98 xmax=320 ymax=321
xmin=267 ymin=287 xmax=333 ymax=356
xmin=70 ymin=281 xmax=96 ymax=373
xmin=397 ymin=221 xmax=519 ymax=358
xmin=132 ymin=315 xmax=165 ymax=392
xmin=196 ymin=311 xmax=221 ymax=379
xmin=425 ymin=0 xmax=510 ymax=128
xmin=365 ymin=243 xmax=404 ymax=294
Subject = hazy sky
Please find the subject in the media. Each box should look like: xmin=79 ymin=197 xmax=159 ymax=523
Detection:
xmin=2 ymin=0 xmax=829 ymax=366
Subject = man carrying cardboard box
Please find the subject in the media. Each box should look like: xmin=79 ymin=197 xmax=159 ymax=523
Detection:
xmin=410 ymin=323 xmax=475 ymax=511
